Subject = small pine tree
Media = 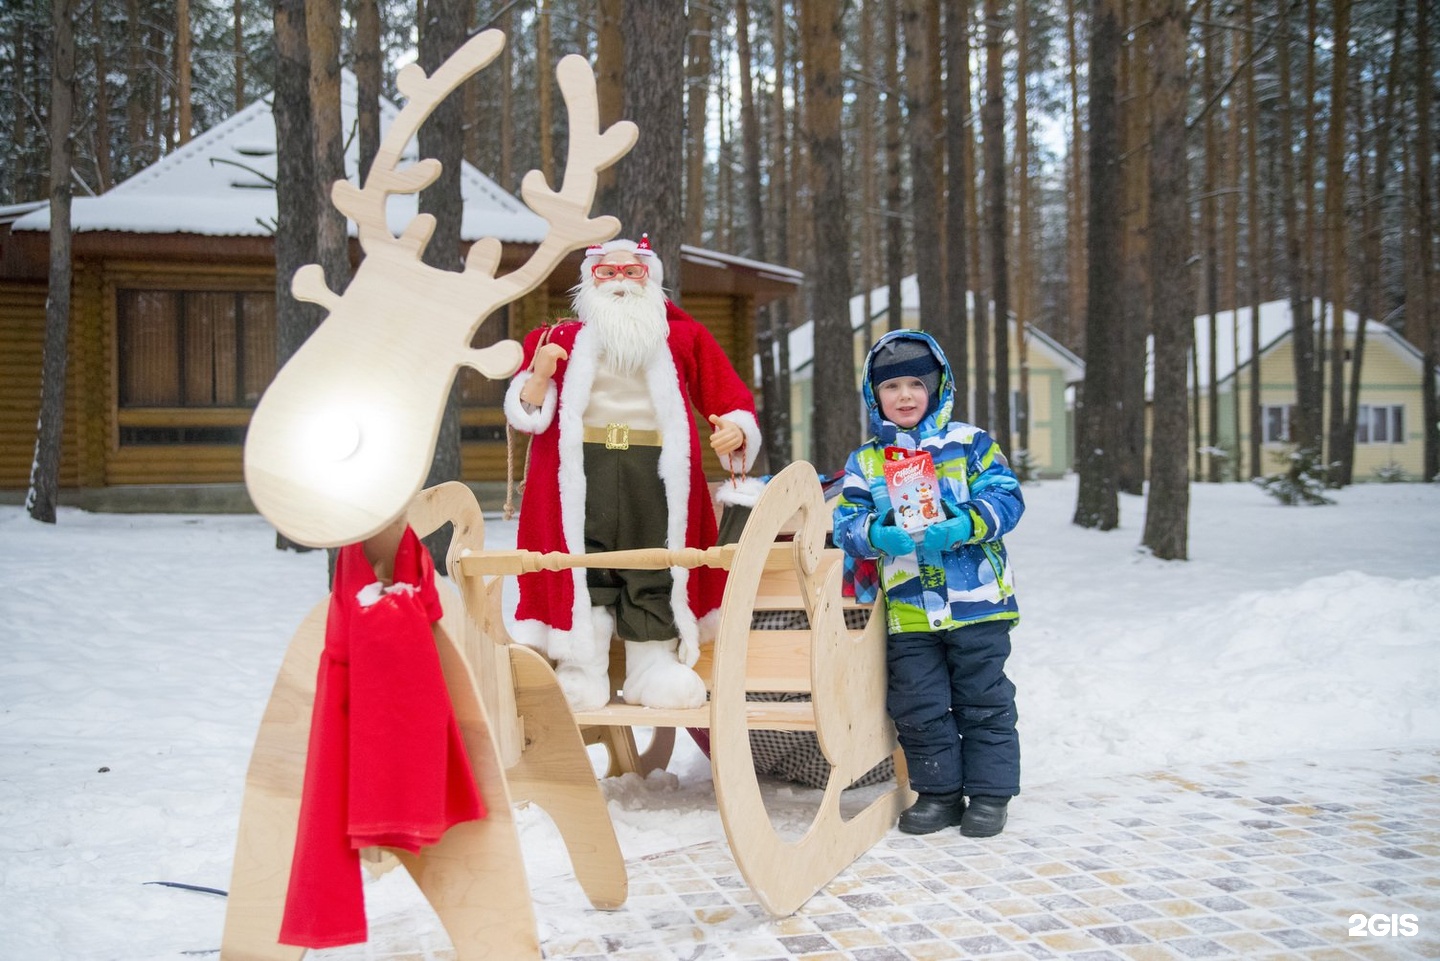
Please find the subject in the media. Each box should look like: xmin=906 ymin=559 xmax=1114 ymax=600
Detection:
xmin=1254 ymin=446 xmax=1334 ymax=505
xmin=1009 ymin=448 xmax=1036 ymax=483
xmin=1373 ymin=461 xmax=1407 ymax=483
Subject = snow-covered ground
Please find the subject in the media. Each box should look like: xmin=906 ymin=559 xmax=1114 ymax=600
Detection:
xmin=2 ymin=475 xmax=1437 ymax=959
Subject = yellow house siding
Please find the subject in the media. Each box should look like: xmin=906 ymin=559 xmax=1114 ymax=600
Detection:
xmin=792 ymin=322 xmax=1075 ymax=477
xmin=1214 ymin=329 xmax=1428 ymax=481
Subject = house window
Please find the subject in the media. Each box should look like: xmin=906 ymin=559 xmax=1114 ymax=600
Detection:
xmin=1262 ymin=404 xmax=1293 ymax=443
xmin=118 ymin=289 xmax=276 ymax=408
xmin=1008 ymin=389 xmax=1028 ymax=438
xmin=1357 ymin=404 xmax=1404 ymax=444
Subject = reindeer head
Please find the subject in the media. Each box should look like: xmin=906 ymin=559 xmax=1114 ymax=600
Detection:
xmin=243 ymin=31 xmax=637 ymax=548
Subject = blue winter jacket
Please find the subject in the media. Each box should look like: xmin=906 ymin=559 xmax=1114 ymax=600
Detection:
xmin=832 ymin=329 xmax=1024 ymax=634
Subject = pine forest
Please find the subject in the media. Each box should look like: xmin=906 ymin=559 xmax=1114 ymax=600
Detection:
xmin=3 ymin=0 xmax=1438 ymax=558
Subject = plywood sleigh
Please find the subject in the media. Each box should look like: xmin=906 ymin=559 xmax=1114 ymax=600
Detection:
xmin=224 ymin=29 xmax=908 ymax=959
xmin=222 ymin=470 xmax=909 ymax=958
xmin=458 ymin=460 xmax=912 ymax=918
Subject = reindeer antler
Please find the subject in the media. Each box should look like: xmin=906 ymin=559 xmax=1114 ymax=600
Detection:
xmin=329 ymin=30 xmax=506 ymax=255
xmin=481 ymin=55 xmax=638 ymax=299
xmin=243 ymin=33 xmax=638 ymax=548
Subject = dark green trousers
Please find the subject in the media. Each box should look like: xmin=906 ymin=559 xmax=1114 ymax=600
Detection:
xmin=582 ymin=443 xmax=676 ymax=642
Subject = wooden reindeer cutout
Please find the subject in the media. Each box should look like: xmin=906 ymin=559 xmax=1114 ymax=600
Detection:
xmin=221 ymin=481 xmax=628 ymax=960
xmin=244 ymin=30 xmax=638 ymax=548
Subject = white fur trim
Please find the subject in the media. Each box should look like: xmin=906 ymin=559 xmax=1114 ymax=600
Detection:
xmin=543 ymin=321 xmax=708 ymax=656
xmin=696 ymin=607 xmax=722 ymax=646
xmin=715 ymin=475 xmax=767 ymax=509
xmin=504 ymin=371 xmax=557 ymax=433
xmin=556 ymin=325 xmax=599 ymax=650
xmin=582 ymin=238 xmax=663 ymax=288
xmin=716 ymin=408 xmax=762 ymax=474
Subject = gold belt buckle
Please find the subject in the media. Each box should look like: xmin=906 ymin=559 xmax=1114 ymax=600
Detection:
xmin=605 ymin=423 xmax=630 ymax=450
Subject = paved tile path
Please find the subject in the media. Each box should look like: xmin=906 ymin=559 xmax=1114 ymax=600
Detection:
xmin=535 ymin=747 xmax=1439 ymax=961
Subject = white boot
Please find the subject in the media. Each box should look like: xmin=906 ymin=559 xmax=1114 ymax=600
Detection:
xmin=555 ymin=607 xmax=615 ymax=712
xmin=622 ymin=639 xmax=707 ymax=709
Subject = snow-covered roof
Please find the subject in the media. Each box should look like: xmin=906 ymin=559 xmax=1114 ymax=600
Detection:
xmin=1167 ymin=299 xmax=1425 ymax=394
xmin=788 ymin=275 xmax=1085 ymax=382
xmin=11 ymin=72 xmax=548 ymax=244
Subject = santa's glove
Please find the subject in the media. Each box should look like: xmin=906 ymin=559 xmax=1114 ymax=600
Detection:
xmin=869 ymin=520 xmax=916 ymax=557
xmin=923 ymin=511 xmax=973 ymax=552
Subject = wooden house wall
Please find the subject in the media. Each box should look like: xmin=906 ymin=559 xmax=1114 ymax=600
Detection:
xmin=1204 ymin=331 xmax=1427 ymax=480
xmin=3 ymin=257 xmax=771 ymax=493
xmin=0 ymin=281 xmax=86 ymax=488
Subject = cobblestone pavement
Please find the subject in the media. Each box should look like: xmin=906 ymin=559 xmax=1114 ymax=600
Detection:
xmin=534 ymin=748 xmax=1439 ymax=961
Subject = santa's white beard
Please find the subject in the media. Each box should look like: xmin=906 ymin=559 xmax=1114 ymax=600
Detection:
xmin=572 ymin=278 xmax=670 ymax=375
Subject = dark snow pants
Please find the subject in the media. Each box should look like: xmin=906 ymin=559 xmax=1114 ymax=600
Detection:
xmin=886 ymin=619 xmax=1020 ymax=797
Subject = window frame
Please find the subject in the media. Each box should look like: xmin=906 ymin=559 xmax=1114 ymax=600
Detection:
xmin=1261 ymin=404 xmax=1293 ymax=444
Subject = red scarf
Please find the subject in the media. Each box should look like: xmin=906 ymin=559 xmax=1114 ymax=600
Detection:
xmin=279 ymin=528 xmax=486 ymax=948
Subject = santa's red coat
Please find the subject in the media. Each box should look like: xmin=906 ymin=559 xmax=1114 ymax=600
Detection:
xmin=503 ymin=301 xmax=760 ymax=665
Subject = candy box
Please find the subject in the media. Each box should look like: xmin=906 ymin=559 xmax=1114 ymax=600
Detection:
xmin=882 ymin=447 xmax=944 ymax=536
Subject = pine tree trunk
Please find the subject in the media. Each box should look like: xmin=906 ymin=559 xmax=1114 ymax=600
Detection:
xmin=799 ymin=0 xmax=855 ymax=471
xmin=177 ymin=0 xmax=192 ymax=143
xmin=27 ymin=0 xmax=77 ymax=524
xmin=354 ymin=0 xmax=381 ymax=177
xmin=1116 ymin=0 xmax=1148 ymax=497
xmin=858 ymin=0 xmax=877 ymax=356
xmin=1065 ymin=0 xmax=1086 ymax=353
xmin=1323 ymin=0 xmax=1351 ymax=485
xmin=770 ymin=0 xmax=793 ymax=460
xmin=1244 ymin=0 xmax=1261 ymax=479
xmin=538 ymin=0 xmax=553 ymax=185
xmin=1416 ymin=0 xmax=1438 ymax=481
xmin=126 ymin=0 xmax=148 ymax=166
xmin=1225 ymin=24 xmax=1242 ymax=481
xmin=1073 ymin=0 xmax=1121 ymax=531
xmin=308 ymin=0 xmax=348 ymax=295
xmin=1142 ymin=0 xmax=1191 ymax=560
xmin=685 ymin=0 xmax=713 ymax=244
xmin=499 ymin=8 xmax=515 ymax=191
xmin=1202 ymin=1 xmax=1220 ymax=482
xmin=882 ymin=0 xmax=905 ymax=335
xmin=983 ymin=0 xmax=1011 ymax=452
xmin=93 ymin=0 xmax=112 ymax=190
xmin=735 ymin=0 xmax=781 ymax=469
xmin=1276 ymin=1 xmax=1321 ymax=461
xmin=594 ymin=0 xmax=622 ymax=211
xmin=902 ymin=1 xmax=945 ymax=365
xmin=619 ymin=0 xmax=686 ymax=299
xmin=943 ymin=0 xmax=971 ymax=423
xmin=417 ymin=0 xmax=467 ymax=568
xmin=271 ymin=0 xmax=321 ymax=553
xmin=966 ymin=0 xmax=990 ymax=433
xmin=234 ymin=0 xmax=245 ymax=111
xmin=1013 ymin=0 xmax=1030 ymax=461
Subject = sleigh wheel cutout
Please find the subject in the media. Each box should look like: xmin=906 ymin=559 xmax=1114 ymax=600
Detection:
xmin=707 ymin=463 xmax=909 ymax=915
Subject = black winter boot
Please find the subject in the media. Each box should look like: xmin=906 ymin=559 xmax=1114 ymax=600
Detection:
xmin=898 ymin=791 xmax=966 ymax=835
xmin=960 ymin=795 xmax=1009 ymax=837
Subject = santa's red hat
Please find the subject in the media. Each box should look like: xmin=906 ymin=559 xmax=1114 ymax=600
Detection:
xmin=580 ymin=235 xmax=664 ymax=288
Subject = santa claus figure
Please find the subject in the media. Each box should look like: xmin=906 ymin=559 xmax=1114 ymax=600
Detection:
xmin=504 ymin=236 xmax=761 ymax=712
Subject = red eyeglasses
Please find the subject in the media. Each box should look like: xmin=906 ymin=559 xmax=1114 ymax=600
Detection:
xmin=591 ymin=262 xmax=649 ymax=282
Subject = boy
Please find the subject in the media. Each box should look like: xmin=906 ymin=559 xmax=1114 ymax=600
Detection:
xmin=833 ymin=330 xmax=1024 ymax=836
